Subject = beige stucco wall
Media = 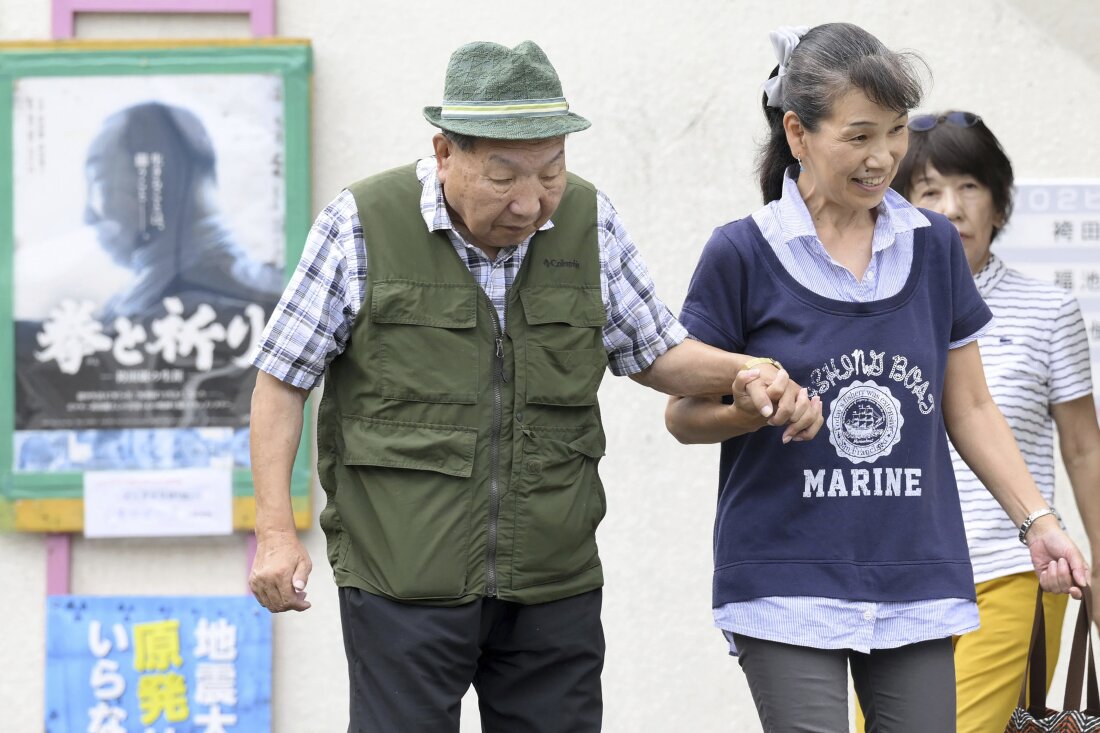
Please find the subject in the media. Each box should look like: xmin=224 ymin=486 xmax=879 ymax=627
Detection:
xmin=2 ymin=1 xmax=1099 ymax=730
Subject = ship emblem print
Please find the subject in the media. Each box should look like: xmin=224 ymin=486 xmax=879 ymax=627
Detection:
xmin=827 ymin=380 xmax=904 ymax=464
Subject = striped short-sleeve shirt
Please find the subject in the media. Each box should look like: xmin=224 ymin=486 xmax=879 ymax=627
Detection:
xmin=956 ymin=254 xmax=1093 ymax=583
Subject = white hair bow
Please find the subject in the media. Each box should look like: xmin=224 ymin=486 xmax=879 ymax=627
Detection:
xmin=762 ymin=25 xmax=809 ymax=109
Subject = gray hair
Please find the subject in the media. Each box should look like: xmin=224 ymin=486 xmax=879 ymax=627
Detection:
xmin=757 ymin=23 xmax=926 ymax=203
xmin=442 ymin=129 xmax=478 ymax=151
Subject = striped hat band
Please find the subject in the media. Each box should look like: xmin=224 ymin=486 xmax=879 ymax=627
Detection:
xmin=440 ymin=97 xmax=569 ymax=120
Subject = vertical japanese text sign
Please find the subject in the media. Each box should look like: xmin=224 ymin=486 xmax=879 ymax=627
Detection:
xmin=46 ymin=595 xmax=272 ymax=732
xmin=995 ymin=181 xmax=1100 ymax=405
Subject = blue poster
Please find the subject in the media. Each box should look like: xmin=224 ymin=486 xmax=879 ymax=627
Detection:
xmin=46 ymin=596 xmax=271 ymax=733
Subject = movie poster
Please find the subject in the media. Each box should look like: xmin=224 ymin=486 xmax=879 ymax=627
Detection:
xmin=0 ymin=42 xmax=313 ymax=531
xmin=13 ymin=72 xmax=285 ymax=473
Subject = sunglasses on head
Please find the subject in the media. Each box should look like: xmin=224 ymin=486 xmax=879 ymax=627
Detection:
xmin=907 ymin=111 xmax=982 ymax=132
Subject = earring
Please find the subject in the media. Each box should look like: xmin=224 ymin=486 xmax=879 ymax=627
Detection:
xmin=796 ymin=155 xmax=804 ymax=172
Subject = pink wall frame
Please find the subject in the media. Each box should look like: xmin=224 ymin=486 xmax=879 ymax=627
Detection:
xmin=46 ymin=534 xmax=71 ymax=595
xmin=51 ymin=0 xmax=276 ymax=39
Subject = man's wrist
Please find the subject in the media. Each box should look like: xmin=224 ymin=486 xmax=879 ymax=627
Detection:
xmin=255 ymin=525 xmax=299 ymax=541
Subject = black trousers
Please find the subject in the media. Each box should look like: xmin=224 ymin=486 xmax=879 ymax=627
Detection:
xmin=339 ymin=587 xmax=605 ymax=732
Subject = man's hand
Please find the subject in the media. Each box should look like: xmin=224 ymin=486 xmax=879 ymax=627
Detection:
xmin=250 ymin=529 xmax=313 ymax=612
xmin=1028 ymin=516 xmax=1090 ymax=599
xmin=733 ymin=366 xmax=824 ymax=443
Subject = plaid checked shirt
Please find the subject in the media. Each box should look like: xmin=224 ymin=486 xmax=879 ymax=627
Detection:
xmin=254 ymin=158 xmax=687 ymax=389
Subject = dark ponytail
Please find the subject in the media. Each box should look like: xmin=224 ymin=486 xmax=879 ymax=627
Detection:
xmin=758 ymin=65 xmax=797 ymax=204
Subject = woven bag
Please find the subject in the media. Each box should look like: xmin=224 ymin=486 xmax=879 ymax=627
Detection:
xmin=1005 ymin=590 xmax=1099 ymax=732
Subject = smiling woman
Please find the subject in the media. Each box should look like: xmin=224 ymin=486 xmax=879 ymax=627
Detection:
xmin=664 ymin=22 xmax=1090 ymax=733
xmin=782 ymin=89 xmax=911 ymax=279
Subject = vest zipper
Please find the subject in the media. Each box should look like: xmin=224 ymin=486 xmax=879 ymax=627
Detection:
xmin=486 ymin=313 xmax=508 ymax=597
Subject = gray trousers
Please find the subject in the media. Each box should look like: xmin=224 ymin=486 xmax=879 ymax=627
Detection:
xmin=733 ymin=634 xmax=955 ymax=732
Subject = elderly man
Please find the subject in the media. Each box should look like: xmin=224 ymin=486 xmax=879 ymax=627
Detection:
xmin=249 ymin=40 xmax=821 ymax=732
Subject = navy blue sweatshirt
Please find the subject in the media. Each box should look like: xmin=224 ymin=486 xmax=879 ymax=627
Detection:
xmin=681 ymin=213 xmax=992 ymax=607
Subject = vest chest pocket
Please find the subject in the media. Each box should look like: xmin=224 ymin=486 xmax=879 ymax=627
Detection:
xmin=371 ymin=280 xmax=479 ymax=403
xmin=520 ymin=286 xmax=607 ymax=406
xmin=512 ymin=426 xmax=606 ymax=590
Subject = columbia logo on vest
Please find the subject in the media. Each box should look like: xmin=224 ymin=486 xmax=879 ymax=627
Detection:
xmin=543 ymin=258 xmax=580 ymax=269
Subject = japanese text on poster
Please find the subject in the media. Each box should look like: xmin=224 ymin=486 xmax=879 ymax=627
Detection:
xmin=46 ymin=595 xmax=271 ymax=733
xmin=994 ymin=181 xmax=1100 ymax=401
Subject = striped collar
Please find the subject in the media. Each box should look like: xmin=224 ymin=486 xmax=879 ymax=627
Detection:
xmin=415 ymin=157 xmax=555 ymax=237
xmin=973 ymin=253 xmax=1007 ymax=297
xmin=775 ymin=168 xmax=930 ymax=254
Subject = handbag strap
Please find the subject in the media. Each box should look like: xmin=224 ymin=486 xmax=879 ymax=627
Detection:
xmin=1019 ymin=585 xmax=1049 ymax=714
xmin=1063 ymin=589 xmax=1099 ymax=712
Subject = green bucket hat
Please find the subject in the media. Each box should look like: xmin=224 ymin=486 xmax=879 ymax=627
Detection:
xmin=424 ymin=40 xmax=591 ymax=140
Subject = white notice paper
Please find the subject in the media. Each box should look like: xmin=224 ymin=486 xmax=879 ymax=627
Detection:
xmin=83 ymin=468 xmax=233 ymax=538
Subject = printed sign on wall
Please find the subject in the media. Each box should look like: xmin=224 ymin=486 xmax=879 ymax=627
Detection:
xmin=0 ymin=41 xmax=314 ymax=532
xmin=995 ymin=180 xmax=1100 ymax=402
xmin=46 ymin=595 xmax=271 ymax=733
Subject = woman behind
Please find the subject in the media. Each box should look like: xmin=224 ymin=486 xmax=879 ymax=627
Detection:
xmin=894 ymin=112 xmax=1100 ymax=733
xmin=665 ymin=23 xmax=1088 ymax=731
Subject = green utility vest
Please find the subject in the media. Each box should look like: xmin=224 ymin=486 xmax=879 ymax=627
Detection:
xmin=316 ymin=163 xmax=609 ymax=606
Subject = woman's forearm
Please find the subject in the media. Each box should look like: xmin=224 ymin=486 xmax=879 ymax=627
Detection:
xmin=665 ymin=395 xmax=767 ymax=444
xmin=1053 ymin=396 xmax=1100 ymax=554
xmin=942 ymin=342 xmax=1048 ymax=527
xmin=946 ymin=399 xmax=1049 ymax=526
xmin=1065 ymin=450 xmax=1100 ymax=552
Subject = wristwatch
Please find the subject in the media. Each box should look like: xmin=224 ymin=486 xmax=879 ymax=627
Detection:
xmin=740 ymin=357 xmax=783 ymax=373
xmin=1018 ymin=506 xmax=1061 ymax=545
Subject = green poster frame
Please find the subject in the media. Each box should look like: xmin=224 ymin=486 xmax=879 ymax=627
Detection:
xmin=0 ymin=40 xmax=313 ymax=532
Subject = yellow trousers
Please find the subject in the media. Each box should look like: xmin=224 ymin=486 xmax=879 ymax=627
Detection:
xmin=855 ymin=572 xmax=1067 ymax=732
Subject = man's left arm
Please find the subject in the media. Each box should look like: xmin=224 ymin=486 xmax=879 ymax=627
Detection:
xmin=595 ymin=190 xmax=743 ymax=394
xmin=629 ymin=337 xmax=747 ymax=396
xmin=595 ymin=191 xmax=816 ymax=425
